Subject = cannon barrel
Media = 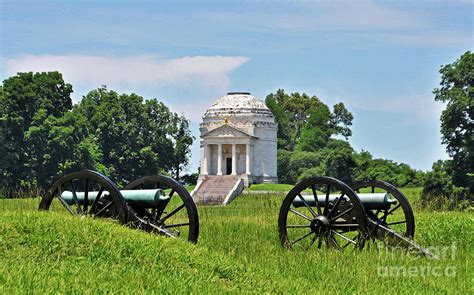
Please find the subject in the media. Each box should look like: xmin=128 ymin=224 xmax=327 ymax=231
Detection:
xmin=292 ymin=193 xmax=397 ymax=210
xmin=61 ymin=189 xmax=170 ymax=208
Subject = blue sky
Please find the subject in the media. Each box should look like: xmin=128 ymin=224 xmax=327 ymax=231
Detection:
xmin=1 ymin=0 xmax=472 ymax=173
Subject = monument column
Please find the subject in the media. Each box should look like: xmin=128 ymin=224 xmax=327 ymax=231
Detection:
xmin=231 ymin=144 xmax=237 ymax=175
xmin=246 ymin=144 xmax=251 ymax=175
xmin=204 ymin=144 xmax=211 ymax=175
xmin=217 ymin=144 xmax=223 ymax=175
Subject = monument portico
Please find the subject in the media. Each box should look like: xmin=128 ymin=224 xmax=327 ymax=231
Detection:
xmin=201 ymin=125 xmax=256 ymax=179
xmin=193 ymin=92 xmax=278 ymax=205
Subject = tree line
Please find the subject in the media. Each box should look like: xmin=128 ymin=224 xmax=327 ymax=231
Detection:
xmin=0 ymin=72 xmax=193 ymax=196
xmin=266 ymin=89 xmax=425 ymax=187
xmin=1 ymin=51 xmax=471 ymax=207
xmin=421 ymin=51 xmax=473 ymax=209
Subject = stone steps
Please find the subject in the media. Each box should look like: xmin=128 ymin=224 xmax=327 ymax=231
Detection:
xmin=193 ymin=176 xmax=241 ymax=205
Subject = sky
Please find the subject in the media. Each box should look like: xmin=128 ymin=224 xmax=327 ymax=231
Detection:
xmin=1 ymin=0 xmax=472 ymax=174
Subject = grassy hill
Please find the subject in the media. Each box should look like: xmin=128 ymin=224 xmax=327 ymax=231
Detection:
xmin=1 ymin=190 xmax=473 ymax=293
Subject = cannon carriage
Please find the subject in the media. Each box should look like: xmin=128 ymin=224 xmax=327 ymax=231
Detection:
xmin=39 ymin=170 xmax=431 ymax=256
xmin=39 ymin=170 xmax=199 ymax=243
xmin=278 ymin=176 xmax=431 ymax=256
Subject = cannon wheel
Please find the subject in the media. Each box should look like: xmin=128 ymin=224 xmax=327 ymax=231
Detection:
xmin=124 ymin=176 xmax=199 ymax=243
xmin=39 ymin=170 xmax=129 ymax=224
xmin=352 ymin=180 xmax=415 ymax=239
xmin=278 ymin=176 xmax=369 ymax=251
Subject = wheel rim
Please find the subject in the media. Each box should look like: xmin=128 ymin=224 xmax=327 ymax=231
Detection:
xmin=124 ymin=176 xmax=199 ymax=243
xmin=352 ymin=180 xmax=415 ymax=239
xmin=278 ymin=177 xmax=368 ymax=251
xmin=39 ymin=170 xmax=129 ymax=224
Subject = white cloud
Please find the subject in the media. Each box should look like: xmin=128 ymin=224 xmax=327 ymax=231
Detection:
xmin=3 ymin=54 xmax=250 ymax=124
xmin=4 ymin=54 xmax=250 ymax=89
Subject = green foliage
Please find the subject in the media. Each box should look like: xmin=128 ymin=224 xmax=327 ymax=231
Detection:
xmin=276 ymin=149 xmax=294 ymax=184
xmin=24 ymin=110 xmax=104 ymax=187
xmin=422 ymin=52 xmax=474 ymax=210
xmin=433 ymin=51 xmax=474 ymax=191
xmin=181 ymin=173 xmax=199 ymax=185
xmin=0 ymin=72 xmax=73 ymax=192
xmin=421 ymin=160 xmax=471 ymax=210
xmin=0 ymin=74 xmax=193 ymax=193
xmin=290 ymin=143 xmax=356 ymax=185
xmin=172 ymin=117 xmax=194 ymax=180
xmin=1 ymin=195 xmax=473 ymax=293
xmin=74 ymin=86 xmax=193 ymax=184
xmin=266 ymin=89 xmax=353 ymax=152
xmin=266 ymin=89 xmax=422 ymax=186
xmin=354 ymin=153 xmax=425 ymax=188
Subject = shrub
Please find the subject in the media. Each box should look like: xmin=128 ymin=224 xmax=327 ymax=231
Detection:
xmin=421 ymin=160 xmax=472 ymax=210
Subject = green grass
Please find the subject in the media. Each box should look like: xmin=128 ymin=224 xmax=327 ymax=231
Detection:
xmin=1 ymin=190 xmax=473 ymax=293
xmin=246 ymin=183 xmax=295 ymax=192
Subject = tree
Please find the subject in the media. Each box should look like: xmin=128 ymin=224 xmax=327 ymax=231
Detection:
xmin=75 ymin=87 xmax=193 ymax=184
xmin=171 ymin=116 xmax=194 ymax=180
xmin=25 ymin=110 xmax=105 ymax=188
xmin=433 ymin=51 xmax=474 ymax=191
xmin=0 ymin=73 xmax=194 ymax=194
xmin=277 ymin=149 xmax=295 ymax=184
xmin=297 ymin=105 xmax=332 ymax=152
xmin=0 ymin=72 xmax=73 ymax=193
xmin=266 ymin=90 xmax=328 ymax=151
xmin=330 ymin=102 xmax=353 ymax=139
xmin=421 ymin=160 xmax=470 ymax=209
xmin=266 ymin=89 xmax=354 ymax=183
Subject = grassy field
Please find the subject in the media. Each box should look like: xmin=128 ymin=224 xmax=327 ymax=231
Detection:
xmin=1 ymin=188 xmax=473 ymax=293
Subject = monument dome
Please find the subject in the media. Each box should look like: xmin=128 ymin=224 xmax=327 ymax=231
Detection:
xmin=192 ymin=92 xmax=278 ymax=205
xmin=203 ymin=92 xmax=274 ymax=120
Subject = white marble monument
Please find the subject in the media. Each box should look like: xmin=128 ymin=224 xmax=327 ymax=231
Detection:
xmin=198 ymin=92 xmax=278 ymax=187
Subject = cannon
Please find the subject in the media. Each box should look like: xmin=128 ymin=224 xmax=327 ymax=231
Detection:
xmin=278 ymin=176 xmax=431 ymax=256
xmin=39 ymin=170 xmax=199 ymax=243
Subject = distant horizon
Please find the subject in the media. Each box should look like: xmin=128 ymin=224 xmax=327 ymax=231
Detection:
xmin=2 ymin=0 xmax=472 ymax=173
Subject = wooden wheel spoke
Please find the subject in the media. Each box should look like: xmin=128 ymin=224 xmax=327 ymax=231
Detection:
xmin=70 ymin=180 xmax=83 ymax=215
xmin=289 ymin=208 xmax=313 ymax=222
xmin=380 ymin=204 xmax=401 ymax=221
xmin=95 ymin=200 xmax=114 ymax=217
xmin=326 ymin=234 xmax=342 ymax=250
xmin=90 ymin=186 xmax=104 ymax=214
xmin=160 ymin=204 xmax=185 ymax=223
xmin=327 ymin=193 xmax=345 ymax=218
xmin=323 ymin=185 xmax=330 ymax=215
xmin=57 ymin=195 xmax=76 ymax=215
xmin=168 ymin=189 xmax=175 ymax=198
xmin=317 ymin=235 xmax=323 ymax=249
xmin=286 ymin=224 xmax=311 ymax=228
xmin=331 ymin=230 xmax=356 ymax=245
xmin=297 ymin=193 xmax=317 ymax=217
xmin=330 ymin=206 xmax=354 ymax=222
xmin=331 ymin=236 xmax=343 ymax=250
xmin=290 ymin=231 xmax=314 ymax=246
xmin=83 ymin=178 xmax=90 ymax=213
xmin=311 ymin=185 xmax=322 ymax=215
